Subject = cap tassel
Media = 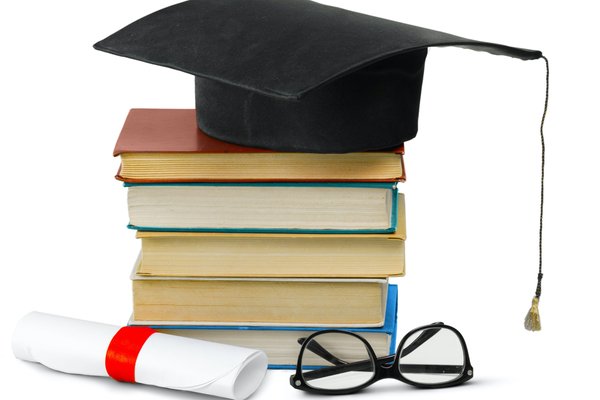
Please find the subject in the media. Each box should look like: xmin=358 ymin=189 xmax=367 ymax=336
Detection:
xmin=524 ymin=272 xmax=543 ymax=331
xmin=524 ymin=56 xmax=549 ymax=332
xmin=524 ymin=296 xmax=541 ymax=331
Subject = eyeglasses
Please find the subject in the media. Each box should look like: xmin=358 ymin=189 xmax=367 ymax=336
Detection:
xmin=290 ymin=322 xmax=473 ymax=395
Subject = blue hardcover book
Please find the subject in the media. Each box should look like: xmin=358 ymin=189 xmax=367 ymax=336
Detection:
xmin=134 ymin=285 xmax=399 ymax=369
xmin=125 ymin=182 xmax=398 ymax=234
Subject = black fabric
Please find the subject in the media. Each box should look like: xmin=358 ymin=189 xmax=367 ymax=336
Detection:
xmin=195 ymin=50 xmax=427 ymax=152
xmin=94 ymin=0 xmax=543 ymax=153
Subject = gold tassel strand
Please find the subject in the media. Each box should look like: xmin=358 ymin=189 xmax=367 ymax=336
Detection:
xmin=524 ymin=273 xmax=543 ymax=331
xmin=524 ymin=297 xmax=541 ymax=331
xmin=524 ymin=56 xmax=549 ymax=332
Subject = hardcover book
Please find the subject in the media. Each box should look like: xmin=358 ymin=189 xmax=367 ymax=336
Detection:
xmin=114 ymin=109 xmax=405 ymax=183
xmin=126 ymin=182 xmax=399 ymax=233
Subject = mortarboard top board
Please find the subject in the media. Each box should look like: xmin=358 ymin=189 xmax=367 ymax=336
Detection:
xmin=93 ymin=0 xmax=542 ymax=154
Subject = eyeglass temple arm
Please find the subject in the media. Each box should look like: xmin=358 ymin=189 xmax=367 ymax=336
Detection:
xmin=400 ymin=322 xmax=444 ymax=358
xmin=297 ymin=337 xmax=348 ymax=366
xmin=300 ymin=354 xmax=392 ymax=382
xmin=298 ymin=322 xmax=443 ymax=368
xmin=301 ymin=355 xmax=463 ymax=381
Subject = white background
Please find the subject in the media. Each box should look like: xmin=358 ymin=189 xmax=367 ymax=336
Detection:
xmin=1 ymin=0 xmax=598 ymax=399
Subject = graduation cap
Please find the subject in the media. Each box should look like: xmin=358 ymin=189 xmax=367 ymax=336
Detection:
xmin=94 ymin=0 xmax=542 ymax=153
xmin=94 ymin=0 xmax=548 ymax=329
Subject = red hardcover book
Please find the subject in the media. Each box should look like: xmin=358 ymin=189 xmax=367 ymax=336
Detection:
xmin=114 ymin=109 xmax=405 ymax=182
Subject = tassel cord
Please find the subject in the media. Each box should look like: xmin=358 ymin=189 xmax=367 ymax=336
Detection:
xmin=536 ymin=55 xmax=549 ymax=299
xmin=524 ymin=55 xmax=549 ymax=332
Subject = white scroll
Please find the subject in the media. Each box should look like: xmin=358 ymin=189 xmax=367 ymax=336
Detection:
xmin=12 ymin=312 xmax=268 ymax=400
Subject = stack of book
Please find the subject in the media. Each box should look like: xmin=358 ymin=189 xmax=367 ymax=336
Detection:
xmin=114 ymin=108 xmax=407 ymax=368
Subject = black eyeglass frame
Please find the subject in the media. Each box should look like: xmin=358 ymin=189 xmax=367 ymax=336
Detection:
xmin=290 ymin=322 xmax=473 ymax=395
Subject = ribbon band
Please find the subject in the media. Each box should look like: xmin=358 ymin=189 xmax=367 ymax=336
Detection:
xmin=105 ymin=326 xmax=156 ymax=382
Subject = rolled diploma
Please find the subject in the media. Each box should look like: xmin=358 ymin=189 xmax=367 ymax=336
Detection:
xmin=12 ymin=312 xmax=268 ymax=400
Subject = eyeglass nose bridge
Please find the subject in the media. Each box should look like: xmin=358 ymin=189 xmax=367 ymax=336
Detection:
xmin=376 ymin=357 xmax=399 ymax=380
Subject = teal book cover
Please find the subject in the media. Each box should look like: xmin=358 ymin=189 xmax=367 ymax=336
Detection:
xmin=125 ymin=182 xmax=399 ymax=234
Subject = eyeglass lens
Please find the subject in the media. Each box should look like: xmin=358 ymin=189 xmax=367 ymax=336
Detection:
xmin=398 ymin=327 xmax=465 ymax=385
xmin=300 ymin=332 xmax=375 ymax=390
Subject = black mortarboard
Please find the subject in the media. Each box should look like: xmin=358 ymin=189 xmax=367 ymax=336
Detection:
xmin=94 ymin=0 xmax=542 ymax=153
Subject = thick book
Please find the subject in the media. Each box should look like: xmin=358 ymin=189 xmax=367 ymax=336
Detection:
xmin=132 ymin=285 xmax=398 ymax=369
xmin=136 ymin=194 xmax=405 ymax=277
xmin=127 ymin=182 xmax=399 ymax=233
xmin=114 ymin=109 xmax=405 ymax=183
xmin=131 ymin=257 xmax=389 ymax=327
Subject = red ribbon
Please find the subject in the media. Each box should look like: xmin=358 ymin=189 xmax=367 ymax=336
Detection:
xmin=105 ymin=326 xmax=156 ymax=383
